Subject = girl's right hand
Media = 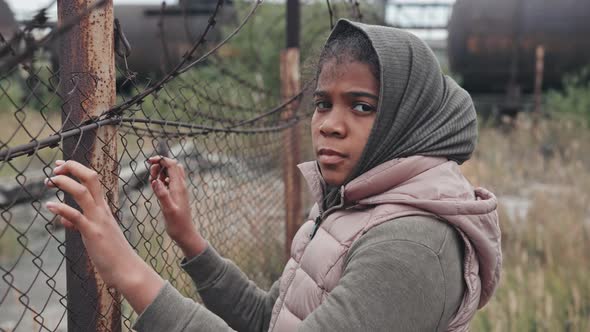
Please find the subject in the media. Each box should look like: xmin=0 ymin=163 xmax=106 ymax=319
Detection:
xmin=148 ymin=156 xmax=208 ymax=258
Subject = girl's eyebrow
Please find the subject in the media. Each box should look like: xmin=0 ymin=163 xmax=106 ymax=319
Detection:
xmin=313 ymin=90 xmax=379 ymax=101
xmin=345 ymin=91 xmax=379 ymax=101
xmin=313 ymin=91 xmax=329 ymax=98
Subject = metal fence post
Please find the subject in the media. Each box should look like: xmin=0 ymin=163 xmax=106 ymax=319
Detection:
xmin=282 ymin=0 xmax=302 ymax=261
xmin=534 ymin=45 xmax=545 ymax=115
xmin=58 ymin=0 xmax=120 ymax=330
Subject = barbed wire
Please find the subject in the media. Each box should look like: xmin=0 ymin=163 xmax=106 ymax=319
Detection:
xmin=0 ymin=0 xmax=371 ymax=330
xmin=0 ymin=0 xmax=108 ymax=74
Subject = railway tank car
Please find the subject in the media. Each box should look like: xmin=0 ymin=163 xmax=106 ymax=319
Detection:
xmin=114 ymin=0 xmax=236 ymax=77
xmin=448 ymin=0 xmax=590 ymax=94
xmin=0 ymin=1 xmax=17 ymax=35
xmin=0 ymin=0 xmax=18 ymax=53
xmin=0 ymin=0 xmax=235 ymax=78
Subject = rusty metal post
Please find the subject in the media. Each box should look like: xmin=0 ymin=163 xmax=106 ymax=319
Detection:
xmin=534 ymin=45 xmax=545 ymax=115
xmin=58 ymin=0 xmax=120 ymax=330
xmin=281 ymin=0 xmax=301 ymax=261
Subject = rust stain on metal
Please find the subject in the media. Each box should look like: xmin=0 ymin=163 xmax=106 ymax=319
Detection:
xmin=280 ymin=48 xmax=302 ymax=261
xmin=59 ymin=0 xmax=120 ymax=330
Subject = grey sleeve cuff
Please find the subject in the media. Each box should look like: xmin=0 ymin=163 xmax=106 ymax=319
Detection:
xmin=132 ymin=282 xmax=190 ymax=332
xmin=178 ymin=244 xmax=279 ymax=332
xmin=180 ymin=244 xmax=228 ymax=290
xmin=132 ymin=282 xmax=234 ymax=332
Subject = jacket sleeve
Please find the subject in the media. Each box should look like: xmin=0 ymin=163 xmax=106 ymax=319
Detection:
xmin=132 ymin=245 xmax=279 ymax=332
xmin=133 ymin=217 xmax=463 ymax=332
xmin=132 ymin=282 xmax=237 ymax=332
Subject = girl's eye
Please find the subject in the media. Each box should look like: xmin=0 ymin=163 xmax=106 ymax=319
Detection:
xmin=352 ymin=103 xmax=376 ymax=113
xmin=315 ymin=101 xmax=331 ymax=110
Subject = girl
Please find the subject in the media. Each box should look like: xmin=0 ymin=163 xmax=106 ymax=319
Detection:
xmin=45 ymin=19 xmax=501 ymax=331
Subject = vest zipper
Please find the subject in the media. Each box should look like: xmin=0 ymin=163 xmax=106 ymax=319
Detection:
xmin=310 ymin=185 xmax=346 ymax=239
xmin=309 ymin=215 xmax=322 ymax=239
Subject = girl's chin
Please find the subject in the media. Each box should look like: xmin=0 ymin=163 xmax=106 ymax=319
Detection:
xmin=319 ymin=168 xmax=346 ymax=187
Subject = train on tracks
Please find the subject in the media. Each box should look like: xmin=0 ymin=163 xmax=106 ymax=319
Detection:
xmin=448 ymin=0 xmax=590 ymax=115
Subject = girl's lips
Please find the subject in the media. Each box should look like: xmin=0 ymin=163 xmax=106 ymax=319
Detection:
xmin=317 ymin=148 xmax=347 ymax=165
xmin=318 ymin=154 xmax=346 ymax=165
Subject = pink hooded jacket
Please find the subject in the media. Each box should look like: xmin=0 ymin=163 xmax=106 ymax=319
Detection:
xmin=268 ymin=156 xmax=502 ymax=331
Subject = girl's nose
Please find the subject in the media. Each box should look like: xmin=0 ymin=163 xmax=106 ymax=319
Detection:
xmin=319 ymin=111 xmax=347 ymax=138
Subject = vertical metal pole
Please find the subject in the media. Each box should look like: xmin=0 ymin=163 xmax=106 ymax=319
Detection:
xmin=534 ymin=45 xmax=545 ymax=115
xmin=376 ymin=0 xmax=388 ymax=24
xmin=286 ymin=0 xmax=300 ymax=49
xmin=505 ymin=0 xmax=523 ymax=114
xmin=282 ymin=0 xmax=301 ymax=261
xmin=58 ymin=0 xmax=120 ymax=330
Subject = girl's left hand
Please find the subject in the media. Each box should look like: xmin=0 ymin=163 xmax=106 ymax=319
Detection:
xmin=45 ymin=160 xmax=164 ymax=313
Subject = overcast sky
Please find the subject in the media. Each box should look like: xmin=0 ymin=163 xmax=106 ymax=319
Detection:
xmin=6 ymin=0 xmax=454 ymax=19
xmin=5 ymin=0 xmax=452 ymax=40
xmin=6 ymin=0 xmax=163 ymax=20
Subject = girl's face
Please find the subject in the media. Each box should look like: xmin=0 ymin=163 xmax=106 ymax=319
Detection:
xmin=311 ymin=59 xmax=379 ymax=186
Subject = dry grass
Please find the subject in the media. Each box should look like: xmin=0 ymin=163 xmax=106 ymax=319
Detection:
xmin=463 ymin=114 xmax=590 ymax=331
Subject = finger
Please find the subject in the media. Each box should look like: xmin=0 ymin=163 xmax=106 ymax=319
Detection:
xmin=150 ymin=163 xmax=168 ymax=183
xmin=148 ymin=157 xmax=179 ymax=172
xmin=45 ymin=175 xmax=96 ymax=212
xmin=170 ymin=166 xmax=188 ymax=197
xmin=151 ymin=179 xmax=174 ymax=210
xmin=163 ymin=162 xmax=185 ymax=194
xmin=147 ymin=155 xmax=164 ymax=164
xmin=160 ymin=169 xmax=169 ymax=183
xmin=60 ymin=217 xmax=78 ymax=230
xmin=147 ymin=156 xmax=169 ymax=177
xmin=149 ymin=157 xmax=185 ymax=193
xmin=149 ymin=164 xmax=161 ymax=182
xmin=46 ymin=201 xmax=89 ymax=232
xmin=53 ymin=160 xmax=103 ymax=201
xmin=149 ymin=164 xmax=165 ymax=188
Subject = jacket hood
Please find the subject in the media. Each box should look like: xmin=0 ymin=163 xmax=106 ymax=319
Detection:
xmin=298 ymin=155 xmax=502 ymax=310
xmin=325 ymin=20 xmax=478 ymax=176
xmin=319 ymin=19 xmax=478 ymax=212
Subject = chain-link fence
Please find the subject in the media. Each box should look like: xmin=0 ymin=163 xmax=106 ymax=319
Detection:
xmin=0 ymin=0 xmax=373 ymax=330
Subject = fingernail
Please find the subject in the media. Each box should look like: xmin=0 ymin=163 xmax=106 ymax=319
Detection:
xmin=55 ymin=160 xmax=65 ymax=165
xmin=46 ymin=201 xmax=57 ymax=211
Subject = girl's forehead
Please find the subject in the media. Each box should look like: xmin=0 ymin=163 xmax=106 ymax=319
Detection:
xmin=316 ymin=60 xmax=379 ymax=92
xmin=318 ymin=58 xmax=353 ymax=78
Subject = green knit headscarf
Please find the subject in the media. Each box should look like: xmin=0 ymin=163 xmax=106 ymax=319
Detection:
xmin=321 ymin=19 xmax=478 ymax=211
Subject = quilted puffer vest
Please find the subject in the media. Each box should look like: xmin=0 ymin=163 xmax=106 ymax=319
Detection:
xmin=268 ymin=156 xmax=501 ymax=332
